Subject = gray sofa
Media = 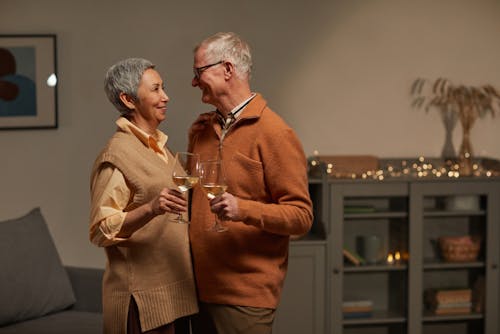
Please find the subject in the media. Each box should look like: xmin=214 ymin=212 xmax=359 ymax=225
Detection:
xmin=0 ymin=208 xmax=103 ymax=333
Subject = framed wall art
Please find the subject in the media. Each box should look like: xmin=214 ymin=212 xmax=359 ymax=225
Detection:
xmin=0 ymin=34 xmax=58 ymax=129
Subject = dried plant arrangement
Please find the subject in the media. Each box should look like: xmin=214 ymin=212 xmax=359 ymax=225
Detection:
xmin=410 ymin=78 xmax=500 ymax=174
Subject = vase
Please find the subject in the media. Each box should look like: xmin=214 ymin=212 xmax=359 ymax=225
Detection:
xmin=440 ymin=107 xmax=457 ymax=161
xmin=458 ymin=116 xmax=474 ymax=176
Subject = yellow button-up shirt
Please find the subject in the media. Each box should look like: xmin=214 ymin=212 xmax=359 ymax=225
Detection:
xmin=90 ymin=117 xmax=169 ymax=247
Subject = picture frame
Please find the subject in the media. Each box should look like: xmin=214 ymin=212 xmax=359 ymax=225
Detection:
xmin=0 ymin=34 xmax=58 ymax=129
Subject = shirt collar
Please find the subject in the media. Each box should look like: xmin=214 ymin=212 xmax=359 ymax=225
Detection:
xmin=216 ymin=93 xmax=257 ymax=127
xmin=229 ymin=93 xmax=256 ymax=119
xmin=116 ymin=117 xmax=168 ymax=154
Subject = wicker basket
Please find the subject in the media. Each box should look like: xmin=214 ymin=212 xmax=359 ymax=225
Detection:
xmin=439 ymin=235 xmax=481 ymax=262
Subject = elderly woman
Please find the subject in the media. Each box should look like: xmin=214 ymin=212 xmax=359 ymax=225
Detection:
xmin=89 ymin=58 xmax=198 ymax=334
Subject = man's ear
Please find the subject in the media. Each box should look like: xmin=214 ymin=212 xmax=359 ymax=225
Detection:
xmin=119 ymin=92 xmax=136 ymax=110
xmin=223 ymin=61 xmax=234 ymax=80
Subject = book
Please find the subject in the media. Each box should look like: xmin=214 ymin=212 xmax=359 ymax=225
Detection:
xmin=342 ymin=306 xmax=373 ymax=313
xmin=343 ymin=248 xmax=365 ymax=266
xmin=342 ymin=300 xmax=374 ymax=316
xmin=343 ymin=311 xmax=372 ymax=319
xmin=434 ymin=307 xmax=471 ymax=315
xmin=434 ymin=302 xmax=472 ymax=309
xmin=425 ymin=288 xmax=471 ymax=305
xmin=342 ymin=300 xmax=373 ymax=308
xmin=472 ymin=276 xmax=485 ymax=313
xmin=344 ymin=205 xmax=376 ymax=214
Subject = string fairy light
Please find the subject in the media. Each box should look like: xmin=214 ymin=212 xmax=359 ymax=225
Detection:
xmin=308 ymin=152 xmax=500 ymax=180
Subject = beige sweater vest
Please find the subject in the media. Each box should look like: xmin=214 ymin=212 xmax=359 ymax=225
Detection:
xmin=91 ymin=129 xmax=198 ymax=333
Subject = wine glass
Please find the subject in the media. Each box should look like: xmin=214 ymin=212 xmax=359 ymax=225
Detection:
xmin=171 ymin=152 xmax=199 ymax=223
xmin=199 ymin=160 xmax=228 ymax=232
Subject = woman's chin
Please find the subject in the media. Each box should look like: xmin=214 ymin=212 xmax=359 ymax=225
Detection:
xmin=156 ymin=113 xmax=166 ymax=124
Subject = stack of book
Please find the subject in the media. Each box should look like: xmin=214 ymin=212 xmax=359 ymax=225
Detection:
xmin=424 ymin=288 xmax=472 ymax=315
xmin=342 ymin=300 xmax=373 ymax=319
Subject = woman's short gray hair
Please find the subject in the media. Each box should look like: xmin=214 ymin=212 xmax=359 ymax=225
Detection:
xmin=104 ymin=58 xmax=155 ymax=115
xmin=195 ymin=32 xmax=252 ymax=80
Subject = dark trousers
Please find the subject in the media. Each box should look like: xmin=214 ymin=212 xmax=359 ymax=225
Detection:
xmin=191 ymin=302 xmax=275 ymax=334
xmin=127 ymin=297 xmax=189 ymax=334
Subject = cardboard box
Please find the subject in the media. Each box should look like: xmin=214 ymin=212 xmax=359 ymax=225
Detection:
xmin=317 ymin=155 xmax=379 ymax=177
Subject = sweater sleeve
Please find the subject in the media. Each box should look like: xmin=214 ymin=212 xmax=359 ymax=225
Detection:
xmin=237 ymin=127 xmax=313 ymax=236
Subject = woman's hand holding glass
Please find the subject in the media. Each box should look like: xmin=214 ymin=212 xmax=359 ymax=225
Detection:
xmin=152 ymin=188 xmax=187 ymax=216
xmin=172 ymin=152 xmax=199 ymax=223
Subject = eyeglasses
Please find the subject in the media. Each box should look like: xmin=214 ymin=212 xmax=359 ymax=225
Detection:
xmin=193 ymin=60 xmax=224 ymax=79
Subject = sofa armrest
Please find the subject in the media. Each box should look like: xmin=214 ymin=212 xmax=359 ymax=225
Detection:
xmin=65 ymin=266 xmax=104 ymax=313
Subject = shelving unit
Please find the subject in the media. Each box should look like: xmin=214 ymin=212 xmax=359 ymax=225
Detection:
xmin=333 ymin=178 xmax=499 ymax=334
xmin=275 ymin=169 xmax=500 ymax=334
xmin=330 ymin=181 xmax=410 ymax=334
xmin=410 ymin=181 xmax=499 ymax=334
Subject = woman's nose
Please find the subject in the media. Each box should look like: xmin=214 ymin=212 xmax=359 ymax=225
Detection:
xmin=163 ymin=90 xmax=169 ymax=101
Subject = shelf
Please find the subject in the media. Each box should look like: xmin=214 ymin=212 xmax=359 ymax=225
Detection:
xmin=344 ymin=211 xmax=408 ymax=220
xmin=343 ymin=310 xmax=407 ymax=326
xmin=424 ymin=210 xmax=486 ymax=218
xmin=344 ymin=263 xmax=408 ymax=273
xmin=423 ymin=311 xmax=483 ymax=322
xmin=423 ymin=260 xmax=485 ymax=270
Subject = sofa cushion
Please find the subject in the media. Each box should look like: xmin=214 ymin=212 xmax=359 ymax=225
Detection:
xmin=0 ymin=208 xmax=76 ymax=326
xmin=0 ymin=310 xmax=102 ymax=334
xmin=66 ymin=266 xmax=103 ymax=313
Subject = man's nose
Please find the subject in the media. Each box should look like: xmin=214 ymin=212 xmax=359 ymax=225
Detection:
xmin=191 ymin=76 xmax=199 ymax=87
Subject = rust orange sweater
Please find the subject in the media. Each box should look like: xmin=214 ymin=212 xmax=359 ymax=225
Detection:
xmin=189 ymin=94 xmax=313 ymax=308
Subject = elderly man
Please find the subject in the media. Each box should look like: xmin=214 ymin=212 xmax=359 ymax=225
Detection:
xmin=188 ymin=32 xmax=313 ymax=334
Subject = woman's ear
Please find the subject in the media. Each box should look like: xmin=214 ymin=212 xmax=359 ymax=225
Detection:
xmin=119 ymin=92 xmax=136 ymax=110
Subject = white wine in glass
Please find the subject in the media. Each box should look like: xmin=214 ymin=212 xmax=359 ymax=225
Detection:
xmin=202 ymin=184 xmax=228 ymax=200
xmin=199 ymin=160 xmax=228 ymax=232
xmin=171 ymin=152 xmax=199 ymax=223
xmin=172 ymin=175 xmax=199 ymax=192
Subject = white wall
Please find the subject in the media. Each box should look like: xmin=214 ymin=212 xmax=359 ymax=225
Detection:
xmin=1 ymin=0 xmax=499 ymax=268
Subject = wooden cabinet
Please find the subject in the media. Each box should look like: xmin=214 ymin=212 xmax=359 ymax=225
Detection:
xmin=274 ymin=180 xmax=327 ymax=334
xmin=273 ymin=241 xmax=326 ymax=334
xmin=409 ymin=181 xmax=499 ymax=334
xmin=276 ymin=173 xmax=500 ymax=334
xmin=296 ymin=176 xmax=500 ymax=334
xmin=329 ymin=181 xmax=410 ymax=334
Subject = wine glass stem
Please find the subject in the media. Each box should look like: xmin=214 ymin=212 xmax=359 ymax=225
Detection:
xmin=213 ymin=214 xmax=227 ymax=232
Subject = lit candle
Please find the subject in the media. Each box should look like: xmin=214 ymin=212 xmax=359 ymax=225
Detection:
xmin=394 ymin=251 xmax=401 ymax=263
xmin=387 ymin=253 xmax=394 ymax=264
